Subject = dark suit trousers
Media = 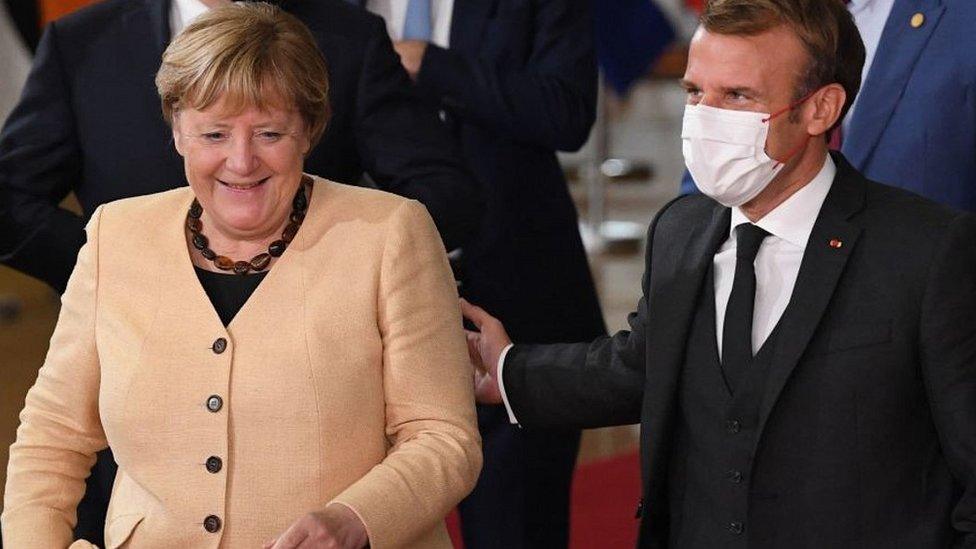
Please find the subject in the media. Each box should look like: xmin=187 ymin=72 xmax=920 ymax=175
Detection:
xmin=459 ymin=406 xmax=580 ymax=549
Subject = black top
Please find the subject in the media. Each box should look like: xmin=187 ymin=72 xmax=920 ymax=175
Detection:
xmin=194 ymin=267 xmax=268 ymax=327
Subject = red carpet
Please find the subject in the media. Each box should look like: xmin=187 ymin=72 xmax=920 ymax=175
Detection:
xmin=446 ymin=451 xmax=641 ymax=548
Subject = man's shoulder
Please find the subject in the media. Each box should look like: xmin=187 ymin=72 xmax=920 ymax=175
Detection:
xmin=285 ymin=0 xmax=387 ymax=44
xmin=858 ymin=177 xmax=970 ymax=239
xmin=650 ymin=193 xmax=721 ymax=236
xmin=50 ymin=0 xmax=146 ymax=40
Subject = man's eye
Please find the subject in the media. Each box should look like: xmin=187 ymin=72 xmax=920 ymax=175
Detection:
xmin=728 ymin=91 xmax=748 ymax=101
xmin=202 ymin=132 xmax=225 ymax=141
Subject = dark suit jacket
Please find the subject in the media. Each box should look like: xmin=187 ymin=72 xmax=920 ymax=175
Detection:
xmin=505 ymin=153 xmax=976 ymax=547
xmin=682 ymin=0 xmax=976 ymax=213
xmin=0 ymin=0 xmax=480 ymax=292
xmin=414 ymin=0 xmax=605 ymax=343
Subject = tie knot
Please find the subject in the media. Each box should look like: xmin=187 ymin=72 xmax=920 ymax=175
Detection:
xmin=734 ymin=223 xmax=770 ymax=261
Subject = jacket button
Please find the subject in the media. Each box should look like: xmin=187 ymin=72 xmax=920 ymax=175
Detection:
xmin=726 ymin=419 xmax=741 ymax=434
xmin=726 ymin=469 xmax=743 ymax=483
xmin=728 ymin=521 xmax=744 ymax=535
xmin=206 ymin=395 xmax=223 ymax=412
xmin=634 ymin=499 xmax=644 ymax=519
xmin=206 ymin=456 xmax=223 ymax=474
xmin=212 ymin=337 xmax=227 ymax=354
xmin=204 ymin=514 xmax=222 ymax=533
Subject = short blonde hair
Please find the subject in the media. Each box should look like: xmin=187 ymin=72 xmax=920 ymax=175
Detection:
xmin=155 ymin=2 xmax=331 ymax=147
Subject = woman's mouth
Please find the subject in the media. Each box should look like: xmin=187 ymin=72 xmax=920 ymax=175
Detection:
xmin=218 ymin=177 xmax=269 ymax=191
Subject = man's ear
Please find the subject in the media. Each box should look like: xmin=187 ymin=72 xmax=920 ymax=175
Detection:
xmin=171 ymin=113 xmax=185 ymax=157
xmin=806 ymin=83 xmax=846 ymax=137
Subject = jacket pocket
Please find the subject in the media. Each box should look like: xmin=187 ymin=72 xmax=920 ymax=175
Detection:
xmin=105 ymin=513 xmax=144 ymax=549
xmin=826 ymin=321 xmax=891 ymax=354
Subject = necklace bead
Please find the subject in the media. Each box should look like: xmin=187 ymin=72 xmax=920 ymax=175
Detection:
xmin=187 ymin=176 xmax=311 ymax=274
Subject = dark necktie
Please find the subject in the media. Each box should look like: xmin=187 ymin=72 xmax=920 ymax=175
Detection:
xmin=722 ymin=223 xmax=770 ymax=392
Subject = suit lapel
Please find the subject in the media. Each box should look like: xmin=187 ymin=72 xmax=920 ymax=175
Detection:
xmin=843 ymin=0 xmax=945 ymax=167
xmin=449 ymin=0 xmax=498 ymax=53
xmin=754 ymin=154 xmax=866 ymax=443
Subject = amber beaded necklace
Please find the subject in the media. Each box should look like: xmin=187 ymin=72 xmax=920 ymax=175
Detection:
xmin=187 ymin=176 xmax=311 ymax=275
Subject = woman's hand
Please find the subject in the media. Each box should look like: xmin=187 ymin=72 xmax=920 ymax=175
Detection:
xmin=264 ymin=505 xmax=368 ymax=549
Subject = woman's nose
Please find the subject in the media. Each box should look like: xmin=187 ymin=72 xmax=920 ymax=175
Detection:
xmin=224 ymin=135 xmax=259 ymax=174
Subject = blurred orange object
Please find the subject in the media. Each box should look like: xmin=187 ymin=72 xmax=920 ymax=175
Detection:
xmin=39 ymin=0 xmax=98 ymax=25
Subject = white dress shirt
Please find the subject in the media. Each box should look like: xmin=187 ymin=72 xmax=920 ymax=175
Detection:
xmin=842 ymin=0 xmax=896 ymax=135
xmin=170 ymin=0 xmax=210 ymax=36
xmin=499 ymin=156 xmax=837 ymax=424
xmin=367 ymin=0 xmax=454 ymax=48
xmin=714 ymin=156 xmax=835 ymax=357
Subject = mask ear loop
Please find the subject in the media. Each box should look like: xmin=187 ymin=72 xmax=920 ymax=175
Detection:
xmin=760 ymin=88 xmax=819 ymax=168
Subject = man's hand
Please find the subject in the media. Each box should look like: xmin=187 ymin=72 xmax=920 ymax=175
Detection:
xmin=264 ymin=505 xmax=368 ymax=549
xmin=393 ymin=40 xmax=428 ymax=80
xmin=460 ymin=298 xmax=511 ymax=405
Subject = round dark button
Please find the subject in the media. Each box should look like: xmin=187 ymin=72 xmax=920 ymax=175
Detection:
xmin=206 ymin=395 xmax=223 ymax=412
xmin=206 ymin=456 xmax=222 ymax=474
xmin=726 ymin=419 xmax=741 ymax=434
xmin=728 ymin=521 xmax=744 ymax=535
xmin=727 ymin=469 xmax=743 ymax=484
xmin=204 ymin=514 xmax=221 ymax=533
xmin=212 ymin=338 xmax=227 ymax=354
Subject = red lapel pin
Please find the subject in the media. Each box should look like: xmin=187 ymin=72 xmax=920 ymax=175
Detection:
xmin=829 ymin=238 xmax=843 ymax=249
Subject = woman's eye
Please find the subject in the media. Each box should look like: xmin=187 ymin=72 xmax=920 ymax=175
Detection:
xmin=258 ymin=132 xmax=283 ymax=141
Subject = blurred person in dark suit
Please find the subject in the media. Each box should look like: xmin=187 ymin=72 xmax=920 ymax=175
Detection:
xmin=369 ymin=0 xmax=606 ymax=546
xmin=682 ymin=0 xmax=976 ymax=213
xmin=464 ymin=0 xmax=976 ymax=547
xmin=0 ymin=0 xmax=481 ymax=545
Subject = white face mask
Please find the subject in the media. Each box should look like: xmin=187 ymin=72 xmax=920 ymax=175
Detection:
xmin=681 ymin=104 xmax=785 ymax=207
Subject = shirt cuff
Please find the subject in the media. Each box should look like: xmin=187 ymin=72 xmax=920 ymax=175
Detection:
xmin=496 ymin=343 xmax=519 ymax=425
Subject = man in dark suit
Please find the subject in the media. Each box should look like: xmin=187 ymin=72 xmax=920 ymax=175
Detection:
xmin=0 ymin=0 xmax=480 ymax=544
xmin=463 ymin=0 xmax=976 ymax=547
xmin=377 ymin=0 xmax=606 ymax=546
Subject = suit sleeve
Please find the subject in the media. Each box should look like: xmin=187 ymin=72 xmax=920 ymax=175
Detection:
xmin=329 ymin=200 xmax=481 ymax=548
xmin=0 ymin=22 xmax=87 ymax=293
xmin=353 ymin=17 xmax=481 ymax=251
xmin=918 ymin=212 xmax=976 ymax=547
xmin=0 ymin=207 xmax=107 ymax=548
xmin=500 ymin=208 xmax=665 ymax=429
xmin=416 ymin=0 xmax=597 ymax=152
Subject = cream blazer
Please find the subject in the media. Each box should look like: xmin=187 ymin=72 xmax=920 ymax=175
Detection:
xmin=2 ymin=178 xmax=481 ymax=548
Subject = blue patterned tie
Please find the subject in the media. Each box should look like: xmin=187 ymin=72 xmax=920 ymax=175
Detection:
xmin=402 ymin=0 xmax=432 ymax=40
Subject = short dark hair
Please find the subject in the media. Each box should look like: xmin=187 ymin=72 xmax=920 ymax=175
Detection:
xmin=701 ymin=0 xmax=866 ymax=127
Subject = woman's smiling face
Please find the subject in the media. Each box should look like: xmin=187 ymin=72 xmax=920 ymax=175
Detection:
xmin=172 ymin=95 xmax=310 ymax=241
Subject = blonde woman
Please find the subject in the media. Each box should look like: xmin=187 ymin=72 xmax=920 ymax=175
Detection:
xmin=1 ymin=4 xmax=480 ymax=548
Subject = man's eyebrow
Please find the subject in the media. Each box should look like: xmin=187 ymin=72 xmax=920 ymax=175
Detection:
xmin=679 ymin=79 xmax=698 ymax=89
xmin=721 ymin=86 xmax=763 ymax=98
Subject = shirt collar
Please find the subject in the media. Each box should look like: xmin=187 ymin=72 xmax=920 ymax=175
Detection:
xmin=170 ymin=0 xmax=211 ymax=36
xmin=730 ymin=154 xmax=836 ymax=249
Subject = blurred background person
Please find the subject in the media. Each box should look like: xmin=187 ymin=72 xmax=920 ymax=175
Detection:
xmin=365 ymin=0 xmax=606 ymax=547
xmin=681 ymin=0 xmax=976 ymax=213
xmin=0 ymin=0 xmax=482 ymax=544
xmin=1 ymin=5 xmax=480 ymax=547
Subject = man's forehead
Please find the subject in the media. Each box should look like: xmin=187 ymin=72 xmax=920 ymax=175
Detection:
xmin=685 ymin=26 xmax=806 ymax=89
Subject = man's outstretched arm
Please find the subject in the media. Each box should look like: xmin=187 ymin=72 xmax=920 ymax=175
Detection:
xmin=462 ymin=292 xmax=646 ymax=430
